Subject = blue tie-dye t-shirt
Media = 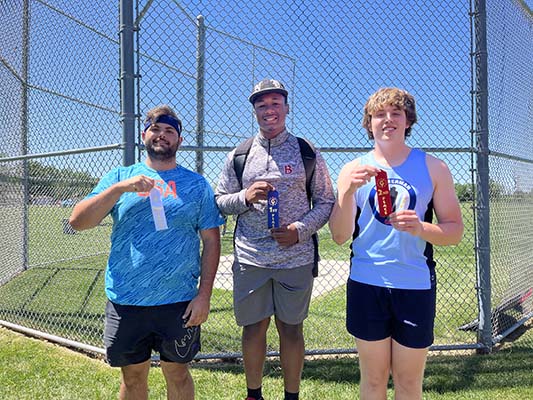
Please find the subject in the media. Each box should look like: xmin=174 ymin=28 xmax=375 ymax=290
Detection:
xmin=87 ymin=163 xmax=224 ymax=306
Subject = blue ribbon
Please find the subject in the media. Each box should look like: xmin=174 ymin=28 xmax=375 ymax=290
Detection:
xmin=267 ymin=190 xmax=280 ymax=228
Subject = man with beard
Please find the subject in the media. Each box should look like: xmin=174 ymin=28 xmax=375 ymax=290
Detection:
xmin=69 ymin=105 xmax=224 ymax=400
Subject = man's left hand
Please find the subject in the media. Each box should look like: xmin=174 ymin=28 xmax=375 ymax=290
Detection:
xmin=270 ymin=224 xmax=299 ymax=247
xmin=388 ymin=209 xmax=423 ymax=237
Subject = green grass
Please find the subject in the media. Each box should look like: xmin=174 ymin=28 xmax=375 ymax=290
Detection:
xmin=26 ymin=206 xmax=113 ymax=265
xmin=0 ymin=201 xmax=524 ymax=354
xmin=1 ymin=202 xmax=532 ymax=398
xmin=0 ymin=201 xmax=530 ymax=356
xmin=0 ymin=324 xmax=532 ymax=400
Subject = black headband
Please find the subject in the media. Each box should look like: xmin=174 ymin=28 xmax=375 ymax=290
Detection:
xmin=144 ymin=114 xmax=182 ymax=135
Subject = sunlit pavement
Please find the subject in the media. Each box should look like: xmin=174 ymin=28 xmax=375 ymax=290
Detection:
xmin=215 ymin=255 xmax=349 ymax=299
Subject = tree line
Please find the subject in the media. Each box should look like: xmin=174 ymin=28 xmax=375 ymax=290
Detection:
xmin=0 ymin=159 xmax=98 ymax=204
xmin=455 ymin=180 xmax=533 ymax=202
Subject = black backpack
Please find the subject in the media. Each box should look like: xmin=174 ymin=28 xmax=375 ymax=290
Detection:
xmin=232 ymin=136 xmax=320 ymax=277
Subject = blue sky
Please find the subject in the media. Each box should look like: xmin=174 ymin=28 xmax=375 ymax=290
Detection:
xmin=144 ymin=0 xmax=530 ymax=191
xmin=134 ymin=0 xmax=476 ymax=186
xmin=1 ymin=0 xmax=531 ymax=192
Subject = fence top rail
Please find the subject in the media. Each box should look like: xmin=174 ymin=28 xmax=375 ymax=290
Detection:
xmin=0 ymin=144 xmax=123 ymax=163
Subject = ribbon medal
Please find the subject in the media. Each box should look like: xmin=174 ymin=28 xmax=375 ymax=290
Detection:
xmin=375 ymin=170 xmax=392 ymax=217
xmin=267 ymin=190 xmax=280 ymax=228
xmin=149 ymin=188 xmax=168 ymax=231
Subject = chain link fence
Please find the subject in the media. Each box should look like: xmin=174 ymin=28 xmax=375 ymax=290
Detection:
xmin=483 ymin=0 xmax=533 ymax=343
xmin=0 ymin=0 xmax=531 ymax=359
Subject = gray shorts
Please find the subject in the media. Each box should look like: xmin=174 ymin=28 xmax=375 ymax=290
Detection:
xmin=232 ymin=260 xmax=314 ymax=326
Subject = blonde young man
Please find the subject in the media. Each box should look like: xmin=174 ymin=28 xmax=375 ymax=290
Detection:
xmin=329 ymin=88 xmax=463 ymax=399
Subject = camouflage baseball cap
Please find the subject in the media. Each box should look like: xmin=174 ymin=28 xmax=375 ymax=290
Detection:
xmin=248 ymin=79 xmax=288 ymax=104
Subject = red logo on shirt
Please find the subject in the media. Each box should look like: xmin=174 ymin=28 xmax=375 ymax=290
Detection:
xmin=283 ymin=164 xmax=293 ymax=175
xmin=138 ymin=180 xmax=177 ymax=198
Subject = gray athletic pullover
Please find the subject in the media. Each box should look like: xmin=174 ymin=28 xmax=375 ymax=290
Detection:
xmin=215 ymin=129 xmax=335 ymax=269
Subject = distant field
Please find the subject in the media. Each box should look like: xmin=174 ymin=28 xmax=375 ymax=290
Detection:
xmin=0 ymin=202 xmax=484 ymax=354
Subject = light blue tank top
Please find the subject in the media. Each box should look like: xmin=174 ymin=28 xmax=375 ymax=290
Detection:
xmin=349 ymin=149 xmax=436 ymax=289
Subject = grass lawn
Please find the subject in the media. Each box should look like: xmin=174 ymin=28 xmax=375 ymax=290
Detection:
xmin=2 ymin=201 xmax=532 ymax=359
xmin=0 ymin=201 xmax=525 ymax=355
xmin=0 ymin=323 xmax=532 ymax=400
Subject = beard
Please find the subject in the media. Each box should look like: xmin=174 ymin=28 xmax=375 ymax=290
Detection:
xmin=145 ymin=139 xmax=178 ymax=161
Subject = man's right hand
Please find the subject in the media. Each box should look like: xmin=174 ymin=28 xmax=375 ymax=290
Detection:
xmin=119 ymin=175 xmax=156 ymax=193
xmin=245 ymin=181 xmax=275 ymax=204
xmin=338 ymin=164 xmax=380 ymax=196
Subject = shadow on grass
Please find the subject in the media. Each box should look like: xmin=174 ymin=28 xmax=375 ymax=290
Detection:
xmin=423 ymin=345 xmax=533 ymax=393
xmin=193 ymin=324 xmax=533 ymax=393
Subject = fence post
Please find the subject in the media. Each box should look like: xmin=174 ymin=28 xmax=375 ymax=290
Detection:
xmin=119 ymin=0 xmax=136 ymax=166
xmin=21 ymin=0 xmax=30 ymax=271
xmin=195 ymin=15 xmax=206 ymax=175
xmin=473 ymin=0 xmax=492 ymax=354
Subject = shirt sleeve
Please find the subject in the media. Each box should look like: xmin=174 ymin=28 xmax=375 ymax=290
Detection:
xmin=215 ymin=150 xmax=252 ymax=216
xmin=198 ymin=179 xmax=226 ymax=230
xmin=86 ymin=167 xmax=121 ymax=199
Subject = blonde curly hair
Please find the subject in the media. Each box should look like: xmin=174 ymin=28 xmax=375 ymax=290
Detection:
xmin=362 ymin=88 xmax=417 ymax=140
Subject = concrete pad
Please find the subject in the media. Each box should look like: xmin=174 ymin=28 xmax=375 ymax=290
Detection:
xmin=215 ymin=255 xmax=349 ymax=298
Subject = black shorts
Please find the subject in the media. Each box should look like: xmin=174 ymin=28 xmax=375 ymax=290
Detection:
xmin=104 ymin=300 xmax=201 ymax=367
xmin=346 ymin=279 xmax=436 ymax=349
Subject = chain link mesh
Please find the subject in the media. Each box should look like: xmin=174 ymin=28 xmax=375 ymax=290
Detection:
xmin=0 ymin=0 xmax=531 ymax=357
xmin=485 ymin=0 xmax=533 ymax=339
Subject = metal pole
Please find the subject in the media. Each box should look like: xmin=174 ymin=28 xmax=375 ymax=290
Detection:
xmin=119 ymin=0 xmax=135 ymax=166
xmin=134 ymin=0 xmax=142 ymax=163
xmin=21 ymin=0 xmax=30 ymax=271
xmin=473 ymin=0 xmax=492 ymax=354
xmin=195 ymin=15 xmax=206 ymax=174
xmin=0 ymin=320 xmax=105 ymax=356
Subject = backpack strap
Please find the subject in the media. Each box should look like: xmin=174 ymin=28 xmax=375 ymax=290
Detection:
xmin=296 ymin=137 xmax=319 ymax=277
xmin=296 ymin=137 xmax=316 ymax=202
xmin=233 ymin=137 xmax=255 ymax=188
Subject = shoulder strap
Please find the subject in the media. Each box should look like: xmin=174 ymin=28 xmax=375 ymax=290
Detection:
xmin=233 ymin=137 xmax=254 ymax=188
xmin=296 ymin=137 xmax=319 ymax=277
xmin=296 ymin=137 xmax=316 ymax=202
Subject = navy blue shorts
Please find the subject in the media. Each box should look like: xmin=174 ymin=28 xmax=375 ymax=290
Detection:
xmin=104 ymin=300 xmax=201 ymax=367
xmin=346 ymin=279 xmax=436 ymax=349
